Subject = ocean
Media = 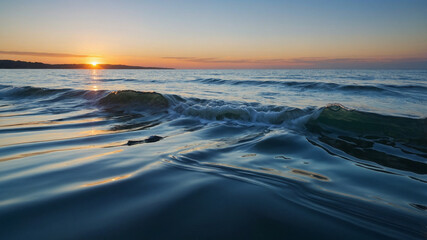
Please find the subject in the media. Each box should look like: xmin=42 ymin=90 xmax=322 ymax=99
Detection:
xmin=0 ymin=69 xmax=426 ymax=239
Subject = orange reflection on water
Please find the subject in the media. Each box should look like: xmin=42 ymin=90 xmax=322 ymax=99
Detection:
xmin=0 ymin=126 xmax=112 ymax=149
xmin=90 ymin=69 xmax=99 ymax=76
xmin=81 ymin=161 xmax=163 ymax=188
xmin=0 ymin=144 xmax=122 ymax=163
xmin=78 ymin=128 xmax=108 ymax=136
xmin=89 ymin=69 xmax=102 ymax=92
xmin=81 ymin=174 xmax=132 ymax=187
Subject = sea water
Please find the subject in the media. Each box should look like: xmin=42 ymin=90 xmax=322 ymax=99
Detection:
xmin=0 ymin=69 xmax=426 ymax=239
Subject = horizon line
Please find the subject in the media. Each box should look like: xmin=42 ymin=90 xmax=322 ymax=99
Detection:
xmin=0 ymin=58 xmax=426 ymax=70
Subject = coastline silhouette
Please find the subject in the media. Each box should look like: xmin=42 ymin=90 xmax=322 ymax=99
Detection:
xmin=0 ymin=60 xmax=172 ymax=69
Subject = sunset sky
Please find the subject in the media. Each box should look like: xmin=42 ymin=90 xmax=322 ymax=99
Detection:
xmin=1 ymin=0 xmax=426 ymax=69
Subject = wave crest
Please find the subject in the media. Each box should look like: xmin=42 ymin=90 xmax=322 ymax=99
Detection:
xmin=307 ymin=104 xmax=427 ymax=142
xmin=97 ymin=90 xmax=169 ymax=109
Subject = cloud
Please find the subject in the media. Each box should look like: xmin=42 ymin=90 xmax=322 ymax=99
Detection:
xmin=163 ymin=57 xmax=283 ymax=64
xmin=163 ymin=56 xmax=427 ymax=69
xmin=286 ymin=57 xmax=427 ymax=69
xmin=162 ymin=57 xmax=218 ymax=62
xmin=0 ymin=50 xmax=93 ymax=58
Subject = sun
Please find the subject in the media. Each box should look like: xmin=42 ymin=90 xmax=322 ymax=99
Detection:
xmin=91 ymin=62 xmax=98 ymax=66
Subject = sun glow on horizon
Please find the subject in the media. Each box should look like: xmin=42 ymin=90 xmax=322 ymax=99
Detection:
xmin=91 ymin=62 xmax=98 ymax=66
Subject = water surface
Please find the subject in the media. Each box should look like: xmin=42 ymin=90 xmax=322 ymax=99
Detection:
xmin=0 ymin=69 xmax=426 ymax=239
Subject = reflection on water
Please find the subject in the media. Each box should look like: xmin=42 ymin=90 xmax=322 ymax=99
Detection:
xmin=81 ymin=174 xmax=131 ymax=187
xmin=291 ymin=169 xmax=329 ymax=181
xmin=0 ymin=69 xmax=426 ymax=240
xmin=0 ymin=144 xmax=122 ymax=163
xmin=45 ymin=149 xmax=123 ymax=170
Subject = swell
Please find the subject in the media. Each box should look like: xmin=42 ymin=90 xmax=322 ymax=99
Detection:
xmin=306 ymin=104 xmax=427 ymax=174
xmin=307 ymin=104 xmax=427 ymax=142
xmin=1 ymin=85 xmax=426 ymax=142
xmin=0 ymin=84 xmax=107 ymax=101
xmin=192 ymin=78 xmax=427 ymax=93
xmin=0 ymin=85 xmax=169 ymax=110
xmin=164 ymin=155 xmax=425 ymax=240
xmin=0 ymin=85 xmax=71 ymax=98
xmin=171 ymin=99 xmax=426 ymax=147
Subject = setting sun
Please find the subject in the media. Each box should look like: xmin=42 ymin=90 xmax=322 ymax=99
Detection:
xmin=91 ymin=62 xmax=97 ymax=66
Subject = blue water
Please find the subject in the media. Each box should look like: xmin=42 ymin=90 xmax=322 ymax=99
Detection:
xmin=0 ymin=69 xmax=426 ymax=239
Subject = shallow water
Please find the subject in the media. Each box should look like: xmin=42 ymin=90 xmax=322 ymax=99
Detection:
xmin=0 ymin=69 xmax=426 ymax=239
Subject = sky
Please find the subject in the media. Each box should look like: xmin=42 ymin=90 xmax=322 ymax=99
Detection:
xmin=0 ymin=0 xmax=426 ymax=69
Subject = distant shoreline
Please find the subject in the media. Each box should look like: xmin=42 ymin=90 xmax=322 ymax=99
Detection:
xmin=0 ymin=60 xmax=173 ymax=69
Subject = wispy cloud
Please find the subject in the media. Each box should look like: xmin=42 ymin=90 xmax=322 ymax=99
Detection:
xmin=163 ymin=57 xmax=286 ymax=64
xmin=163 ymin=56 xmax=427 ymax=69
xmin=0 ymin=50 xmax=93 ymax=58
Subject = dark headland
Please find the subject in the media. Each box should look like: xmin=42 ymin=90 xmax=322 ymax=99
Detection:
xmin=0 ymin=60 xmax=172 ymax=69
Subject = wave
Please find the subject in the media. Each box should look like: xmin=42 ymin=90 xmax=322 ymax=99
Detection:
xmin=1 ymin=84 xmax=425 ymax=143
xmin=191 ymin=78 xmax=426 ymax=94
xmin=0 ymin=85 xmax=315 ymax=125
xmin=380 ymin=84 xmax=427 ymax=91
xmin=170 ymin=100 xmax=315 ymax=126
xmin=0 ymin=84 xmax=108 ymax=101
xmin=306 ymin=104 xmax=427 ymax=174
xmin=0 ymin=85 xmax=70 ymax=98
xmin=0 ymin=85 xmax=169 ymax=111
xmin=98 ymin=90 xmax=169 ymax=110
xmin=307 ymin=104 xmax=427 ymax=142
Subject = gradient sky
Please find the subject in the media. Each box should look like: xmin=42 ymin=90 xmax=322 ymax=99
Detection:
xmin=1 ymin=0 xmax=426 ymax=69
